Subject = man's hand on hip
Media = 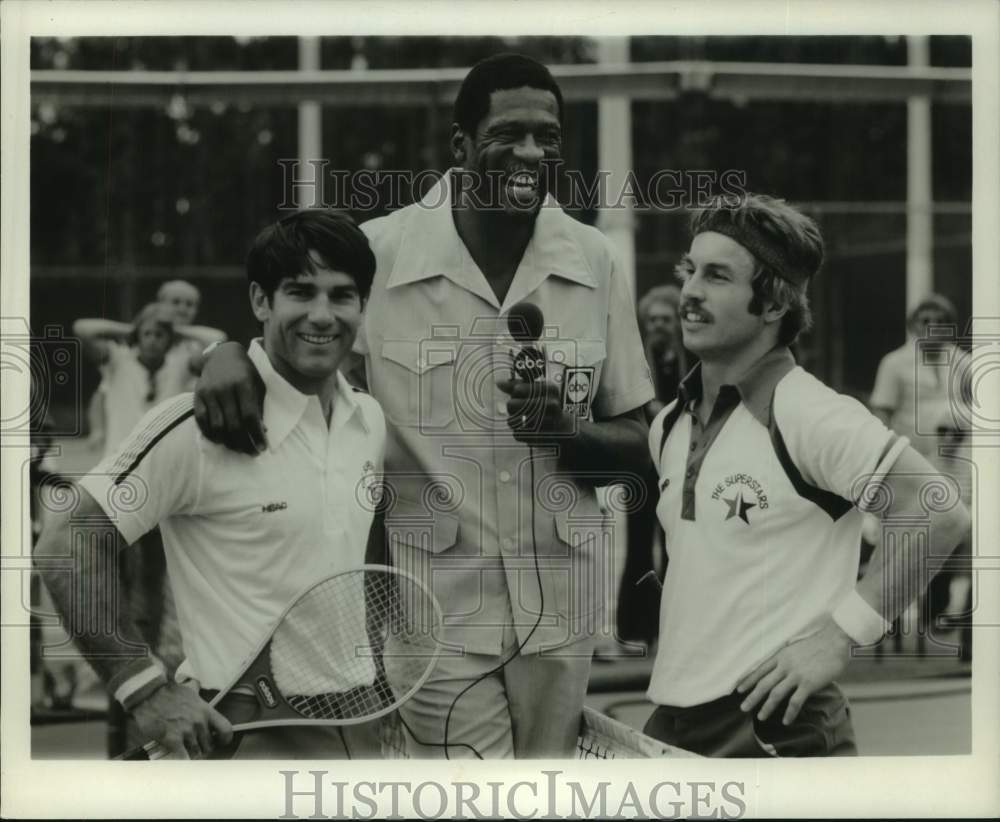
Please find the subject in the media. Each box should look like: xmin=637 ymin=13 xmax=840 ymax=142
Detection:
xmin=132 ymin=682 xmax=233 ymax=759
xmin=193 ymin=341 xmax=267 ymax=455
xmin=736 ymin=617 xmax=852 ymax=725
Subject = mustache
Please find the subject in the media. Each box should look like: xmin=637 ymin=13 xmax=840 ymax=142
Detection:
xmin=680 ymin=300 xmax=714 ymax=321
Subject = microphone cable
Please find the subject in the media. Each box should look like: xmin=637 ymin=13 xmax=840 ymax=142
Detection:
xmin=397 ymin=302 xmax=550 ymax=759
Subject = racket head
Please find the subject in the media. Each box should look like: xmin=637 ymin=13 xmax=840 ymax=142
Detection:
xmin=214 ymin=564 xmax=443 ymax=730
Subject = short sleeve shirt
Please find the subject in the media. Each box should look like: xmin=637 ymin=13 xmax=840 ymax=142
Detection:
xmin=647 ymin=347 xmax=901 ymax=706
xmin=80 ymin=341 xmax=386 ymax=689
xmin=358 ymin=171 xmax=654 ymax=654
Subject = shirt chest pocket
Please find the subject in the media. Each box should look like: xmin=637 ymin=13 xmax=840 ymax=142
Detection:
xmin=385 ymin=497 xmax=460 ymax=555
xmin=545 ymin=339 xmax=606 ymax=421
xmin=377 ymin=339 xmax=457 ymax=430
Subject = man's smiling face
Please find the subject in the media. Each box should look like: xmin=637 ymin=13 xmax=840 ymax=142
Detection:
xmin=459 ymin=86 xmax=562 ymax=217
xmin=676 ymin=231 xmax=769 ymax=361
xmin=251 ymin=250 xmax=362 ymax=394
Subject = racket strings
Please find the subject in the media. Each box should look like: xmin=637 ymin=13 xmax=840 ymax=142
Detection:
xmin=269 ymin=570 xmax=438 ymax=721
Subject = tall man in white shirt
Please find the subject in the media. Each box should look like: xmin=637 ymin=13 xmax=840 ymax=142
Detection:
xmin=643 ymin=194 xmax=971 ymax=757
xmin=192 ymin=54 xmax=654 ymax=758
xmin=35 ymin=210 xmax=385 ymax=759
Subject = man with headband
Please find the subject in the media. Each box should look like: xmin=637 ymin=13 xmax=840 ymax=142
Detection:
xmin=642 ymin=193 xmax=970 ymax=757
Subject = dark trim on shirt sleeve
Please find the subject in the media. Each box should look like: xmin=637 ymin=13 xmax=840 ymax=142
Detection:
xmin=768 ymin=411 xmax=853 ymax=522
xmin=111 ymin=401 xmax=195 ymax=485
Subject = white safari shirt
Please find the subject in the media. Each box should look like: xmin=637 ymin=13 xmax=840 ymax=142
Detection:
xmin=357 ymin=170 xmax=654 ymax=654
xmin=648 ymin=347 xmax=904 ymax=707
xmin=81 ymin=340 xmax=386 ymax=692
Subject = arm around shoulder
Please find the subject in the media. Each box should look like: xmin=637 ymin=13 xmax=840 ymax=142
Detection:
xmin=193 ymin=340 xmax=266 ymax=454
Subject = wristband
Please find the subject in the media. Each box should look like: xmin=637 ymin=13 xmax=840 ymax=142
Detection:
xmin=110 ymin=657 xmax=168 ymax=711
xmin=832 ymin=590 xmax=890 ymax=646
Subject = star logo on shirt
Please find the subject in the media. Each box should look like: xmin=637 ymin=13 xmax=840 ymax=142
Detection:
xmin=723 ymin=492 xmax=756 ymax=525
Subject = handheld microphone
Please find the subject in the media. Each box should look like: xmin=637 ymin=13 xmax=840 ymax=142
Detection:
xmin=507 ymin=302 xmax=546 ymax=382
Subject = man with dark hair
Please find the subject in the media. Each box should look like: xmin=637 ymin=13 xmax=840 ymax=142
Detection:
xmin=36 ymin=210 xmax=386 ymax=759
xmin=194 ymin=54 xmax=654 ymax=758
xmin=642 ymin=193 xmax=970 ymax=757
xmin=452 ymin=52 xmax=564 ymax=137
xmin=245 ymin=209 xmax=377 ymax=301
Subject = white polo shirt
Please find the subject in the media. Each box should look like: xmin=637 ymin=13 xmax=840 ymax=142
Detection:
xmin=647 ymin=347 xmax=904 ymax=707
xmin=81 ymin=340 xmax=386 ymax=692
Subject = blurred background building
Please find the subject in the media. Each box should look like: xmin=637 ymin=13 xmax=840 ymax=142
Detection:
xmin=30 ymin=35 xmax=972 ymax=428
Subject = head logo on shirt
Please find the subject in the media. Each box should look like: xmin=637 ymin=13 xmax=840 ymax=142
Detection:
xmin=562 ymin=367 xmax=595 ymax=418
xmin=711 ymin=473 xmax=770 ymax=525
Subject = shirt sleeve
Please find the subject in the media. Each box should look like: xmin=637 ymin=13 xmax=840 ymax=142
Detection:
xmin=869 ymin=351 xmax=900 ymax=411
xmin=591 ymin=251 xmax=656 ymax=419
xmin=78 ymin=394 xmax=202 ymax=545
xmin=774 ymin=371 xmax=903 ymax=505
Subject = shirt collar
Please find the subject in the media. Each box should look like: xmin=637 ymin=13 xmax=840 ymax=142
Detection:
xmin=247 ymin=339 xmax=369 ymax=450
xmin=386 ymin=169 xmax=597 ymax=309
xmin=677 ymin=346 xmax=797 ymax=427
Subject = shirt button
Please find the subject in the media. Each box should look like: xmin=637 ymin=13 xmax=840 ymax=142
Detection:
xmin=499 ymin=470 xmax=512 ymax=483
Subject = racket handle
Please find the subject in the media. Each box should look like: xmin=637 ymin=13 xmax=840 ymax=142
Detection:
xmin=116 ymin=740 xmax=168 ymax=761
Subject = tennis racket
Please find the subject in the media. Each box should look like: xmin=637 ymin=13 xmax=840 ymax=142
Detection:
xmin=119 ymin=564 xmax=443 ymax=760
xmin=379 ymin=705 xmax=701 ymax=759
